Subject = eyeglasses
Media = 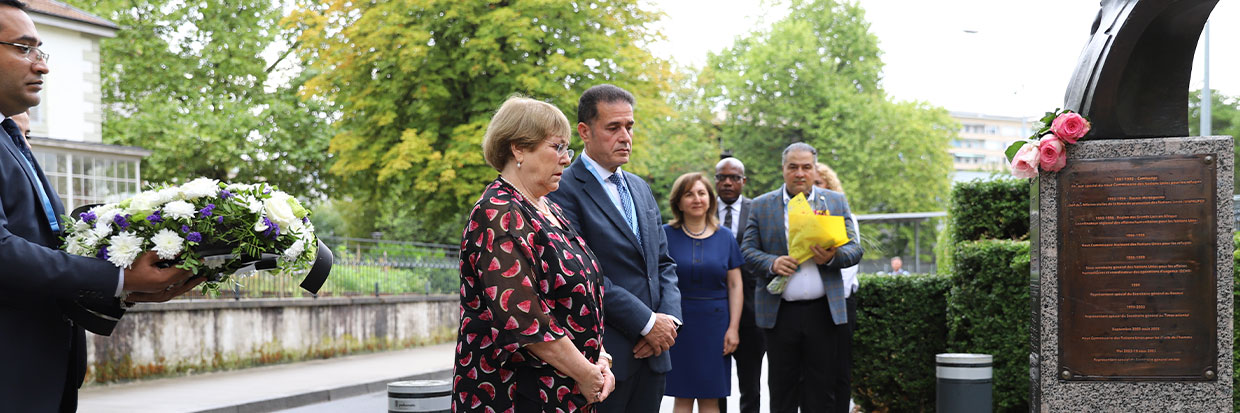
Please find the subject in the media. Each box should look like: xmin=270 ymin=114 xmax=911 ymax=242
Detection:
xmin=715 ymin=174 xmax=745 ymax=182
xmin=551 ymin=142 xmax=574 ymax=159
xmin=0 ymin=41 xmax=49 ymax=64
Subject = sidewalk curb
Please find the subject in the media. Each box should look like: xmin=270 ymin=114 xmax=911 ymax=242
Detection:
xmin=195 ymin=368 xmax=453 ymax=413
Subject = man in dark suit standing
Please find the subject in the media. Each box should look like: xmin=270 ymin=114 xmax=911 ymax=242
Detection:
xmin=0 ymin=2 xmax=198 ymax=411
xmin=714 ymin=156 xmax=763 ymax=413
xmin=548 ymin=84 xmax=682 ymax=413
xmin=741 ymin=143 xmax=863 ymax=413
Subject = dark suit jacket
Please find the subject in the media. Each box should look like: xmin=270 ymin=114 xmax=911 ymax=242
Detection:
xmin=720 ymin=196 xmax=759 ymax=328
xmin=741 ymin=186 xmax=862 ymax=329
xmin=547 ymin=157 xmax=682 ymax=381
xmin=0 ymin=124 xmax=122 ymax=411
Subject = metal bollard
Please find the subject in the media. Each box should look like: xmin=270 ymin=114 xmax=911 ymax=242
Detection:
xmin=936 ymin=353 xmax=993 ymax=413
xmin=388 ymin=379 xmax=451 ymax=413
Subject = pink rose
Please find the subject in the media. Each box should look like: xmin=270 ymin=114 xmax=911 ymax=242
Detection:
xmin=1050 ymin=112 xmax=1090 ymax=143
xmin=1009 ymin=142 xmax=1039 ymax=179
xmin=1038 ymin=135 xmax=1067 ymax=172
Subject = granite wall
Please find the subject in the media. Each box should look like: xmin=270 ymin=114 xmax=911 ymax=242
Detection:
xmin=84 ymin=295 xmax=458 ymax=384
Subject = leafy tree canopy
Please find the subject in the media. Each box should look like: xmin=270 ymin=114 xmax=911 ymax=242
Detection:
xmin=62 ymin=0 xmax=334 ymax=198
xmin=1188 ymin=89 xmax=1240 ymax=192
xmin=286 ymin=0 xmax=678 ymax=241
xmin=702 ymin=0 xmax=955 ymax=214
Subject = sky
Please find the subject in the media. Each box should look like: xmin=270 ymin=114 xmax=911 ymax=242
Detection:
xmin=646 ymin=0 xmax=1238 ymax=118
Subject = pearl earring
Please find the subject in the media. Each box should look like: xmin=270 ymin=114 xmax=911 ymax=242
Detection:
xmin=517 ymin=161 xmax=522 ymax=169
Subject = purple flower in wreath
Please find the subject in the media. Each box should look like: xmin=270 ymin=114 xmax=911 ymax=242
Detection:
xmin=181 ymin=225 xmax=191 ymax=233
xmin=113 ymin=214 xmax=131 ymax=229
xmin=186 ymin=232 xmax=202 ymax=243
xmin=96 ymin=247 xmax=109 ymax=260
xmin=216 ymin=215 xmax=224 ymax=223
xmin=80 ymin=211 xmax=97 ymax=223
xmin=199 ymin=203 xmax=216 ymax=218
xmin=147 ymin=210 xmax=164 ymax=224
xmin=262 ymin=217 xmax=280 ymax=240
xmin=219 ymin=189 xmax=233 ymax=199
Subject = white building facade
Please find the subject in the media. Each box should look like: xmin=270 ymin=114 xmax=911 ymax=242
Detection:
xmin=24 ymin=0 xmax=147 ymax=211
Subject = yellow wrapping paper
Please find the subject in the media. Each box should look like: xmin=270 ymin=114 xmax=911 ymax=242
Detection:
xmin=787 ymin=192 xmax=849 ymax=264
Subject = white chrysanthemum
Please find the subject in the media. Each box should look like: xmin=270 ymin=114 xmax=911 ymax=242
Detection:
xmin=86 ymin=226 xmax=111 ymax=246
xmin=163 ymin=200 xmax=196 ymax=220
xmin=95 ymin=207 xmax=120 ymax=229
xmin=127 ymin=190 xmax=162 ymax=214
xmin=150 ymin=229 xmax=184 ymax=260
xmin=287 ymin=217 xmax=305 ymax=233
xmin=240 ymin=195 xmax=263 ymax=214
xmin=282 ymin=239 xmax=305 ymax=261
xmin=65 ymin=235 xmax=92 ymax=256
xmin=226 ymin=183 xmax=256 ymax=192
xmin=263 ymin=192 xmax=298 ymax=229
xmin=254 ymin=217 xmax=269 ymax=232
xmin=155 ymin=187 xmax=181 ymax=204
xmin=72 ymin=219 xmax=91 ymax=233
xmin=180 ymin=177 xmax=220 ymax=199
xmin=106 ymin=232 xmax=144 ymax=268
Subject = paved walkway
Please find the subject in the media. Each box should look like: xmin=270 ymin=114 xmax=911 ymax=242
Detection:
xmin=78 ymin=343 xmax=455 ymax=413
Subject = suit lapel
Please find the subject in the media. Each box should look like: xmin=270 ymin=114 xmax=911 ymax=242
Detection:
xmin=1 ymin=128 xmax=45 ymax=206
xmin=768 ymin=192 xmax=788 ymax=255
xmin=571 ymin=159 xmax=641 ymax=250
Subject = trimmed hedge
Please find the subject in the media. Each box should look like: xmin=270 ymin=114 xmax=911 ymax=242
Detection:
xmin=949 ymin=179 xmax=1030 ymax=242
xmin=947 ymin=240 xmax=1030 ymax=412
xmin=853 ymin=273 xmax=950 ymax=412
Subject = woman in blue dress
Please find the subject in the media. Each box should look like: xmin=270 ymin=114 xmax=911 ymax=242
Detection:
xmin=662 ymin=172 xmax=744 ymax=413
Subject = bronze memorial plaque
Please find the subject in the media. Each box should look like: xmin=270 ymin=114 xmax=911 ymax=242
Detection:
xmin=1058 ymin=155 xmax=1217 ymax=381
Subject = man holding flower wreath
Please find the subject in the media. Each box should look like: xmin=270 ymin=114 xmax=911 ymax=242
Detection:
xmin=0 ymin=1 xmax=199 ymax=411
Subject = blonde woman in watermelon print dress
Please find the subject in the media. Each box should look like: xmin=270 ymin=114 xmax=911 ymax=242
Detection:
xmin=455 ymin=96 xmax=615 ymax=412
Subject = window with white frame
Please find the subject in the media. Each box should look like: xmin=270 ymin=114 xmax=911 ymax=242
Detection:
xmin=31 ymin=149 xmax=141 ymax=212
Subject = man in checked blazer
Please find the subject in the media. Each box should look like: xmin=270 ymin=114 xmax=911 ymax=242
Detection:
xmin=548 ymin=84 xmax=682 ymax=412
xmin=740 ymin=142 xmax=863 ymax=413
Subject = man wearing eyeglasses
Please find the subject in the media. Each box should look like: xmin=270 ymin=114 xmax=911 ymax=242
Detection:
xmin=0 ymin=2 xmax=197 ymax=411
xmin=713 ymin=156 xmax=764 ymax=413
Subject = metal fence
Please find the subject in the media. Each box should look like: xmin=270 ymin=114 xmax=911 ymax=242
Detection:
xmin=177 ymin=211 xmax=949 ymax=300
xmin=178 ymin=236 xmax=460 ymax=300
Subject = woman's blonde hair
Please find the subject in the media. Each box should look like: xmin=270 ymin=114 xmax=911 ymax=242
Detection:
xmin=667 ymin=172 xmax=720 ymax=230
xmin=815 ymin=162 xmax=844 ymax=193
xmin=481 ymin=96 xmax=572 ymax=171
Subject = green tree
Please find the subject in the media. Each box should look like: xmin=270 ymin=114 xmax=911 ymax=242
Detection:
xmin=701 ymin=0 xmax=954 ymax=214
xmin=62 ymin=0 xmax=334 ymax=198
xmin=1188 ymin=89 xmax=1240 ymax=192
xmin=287 ymin=0 xmax=673 ymax=242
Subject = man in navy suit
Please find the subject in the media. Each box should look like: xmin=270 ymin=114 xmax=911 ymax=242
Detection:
xmin=548 ymin=84 xmax=682 ymax=412
xmin=0 ymin=2 xmax=197 ymax=410
xmin=741 ymin=143 xmax=863 ymax=413
xmin=715 ymin=156 xmax=763 ymax=413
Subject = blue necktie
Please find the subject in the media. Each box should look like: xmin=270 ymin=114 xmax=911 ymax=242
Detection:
xmin=607 ymin=172 xmax=640 ymax=244
xmin=3 ymin=119 xmax=60 ymax=232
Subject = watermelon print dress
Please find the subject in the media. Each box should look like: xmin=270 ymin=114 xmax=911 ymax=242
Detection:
xmin=453 ymin=178 xmax=606 ymax=412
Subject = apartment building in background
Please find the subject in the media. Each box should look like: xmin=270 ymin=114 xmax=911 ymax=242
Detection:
xmin=948 ymin=111 xmax=1029 ymax=183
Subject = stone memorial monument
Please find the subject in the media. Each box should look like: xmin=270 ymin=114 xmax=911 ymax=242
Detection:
xmin=1030 ymin=0 xmax=1232 ymax=411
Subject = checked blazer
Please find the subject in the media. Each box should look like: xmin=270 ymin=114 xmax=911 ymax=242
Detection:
xmin=740 ymin=186 xmax=863 ymax=329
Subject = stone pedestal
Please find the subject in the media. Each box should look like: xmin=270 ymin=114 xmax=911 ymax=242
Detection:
xmin=1031 ymin=136 xmax=1234 ymax=411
